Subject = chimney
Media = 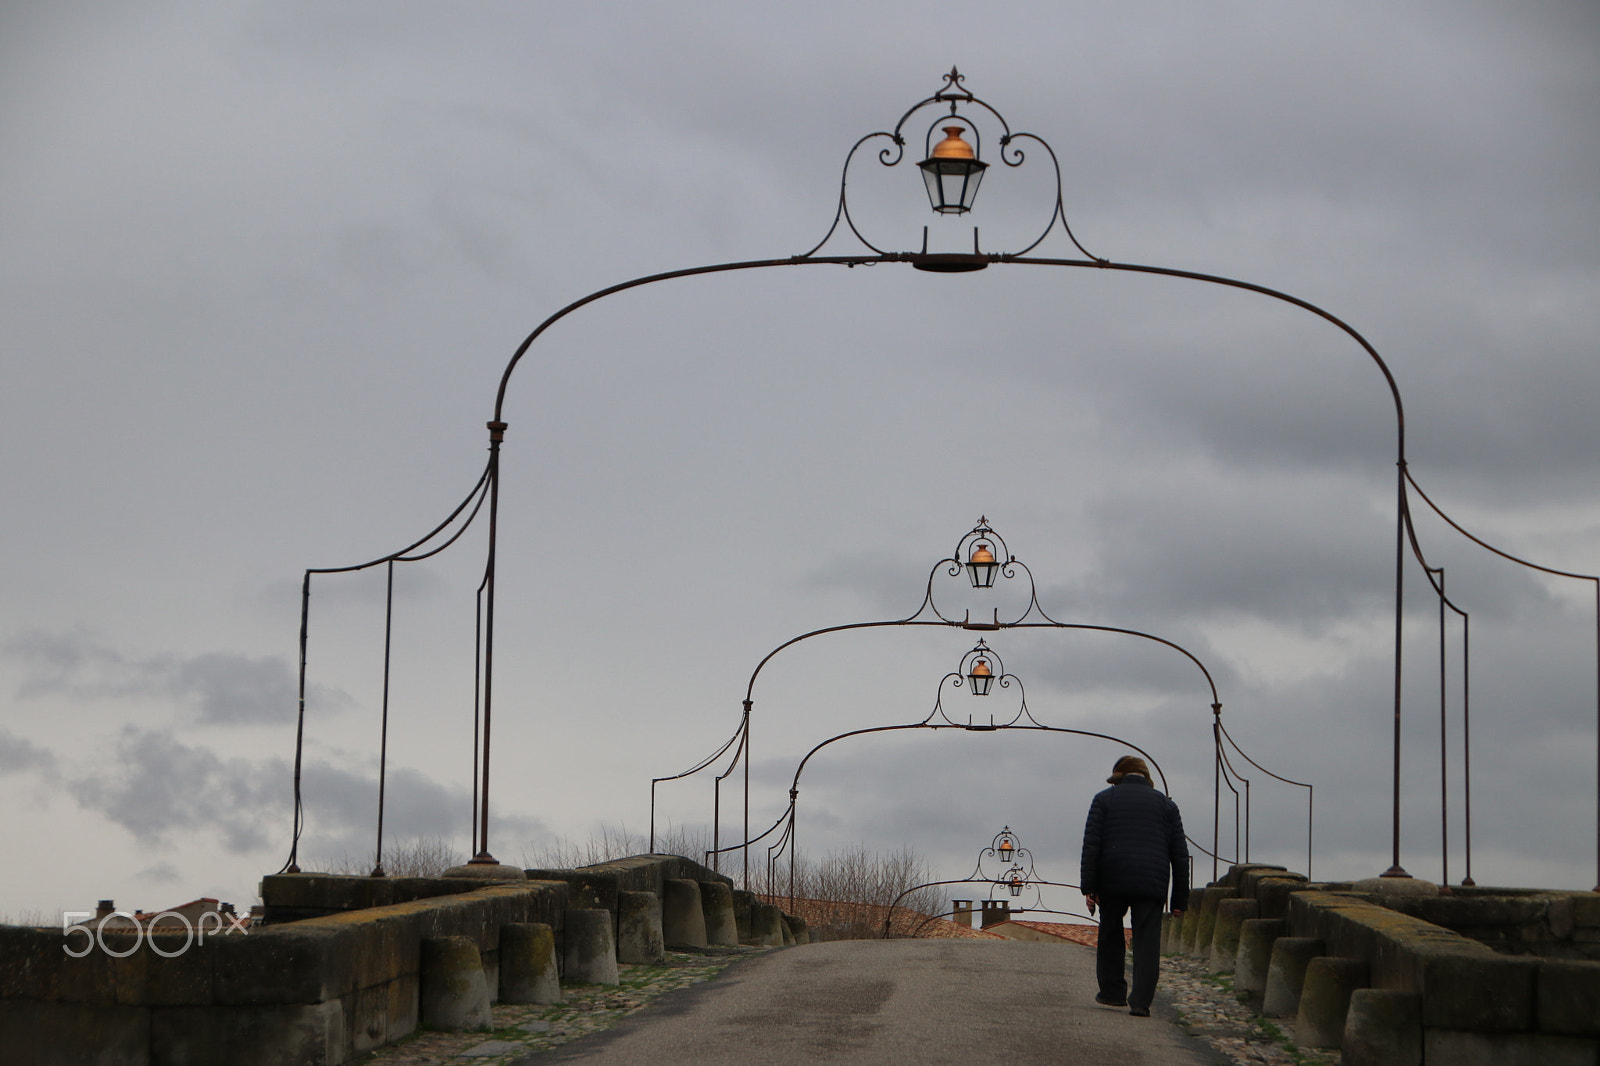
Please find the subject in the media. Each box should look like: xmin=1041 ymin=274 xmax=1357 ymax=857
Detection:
xmin=980 ymin=899 xmax=1011 ymax=928
xmin=96 ymin=900 xmax=114 ymax=919
xmin=951 ymin=899 xmax=973 ymax=928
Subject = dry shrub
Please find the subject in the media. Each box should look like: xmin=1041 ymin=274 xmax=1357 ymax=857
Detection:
xmin=752 ymin=844 xmax=943 ymax=940
xmin=310 ymin=836 xmax=464 ymax=878
xmin=520 ymin=822 xmax=711 ymax=871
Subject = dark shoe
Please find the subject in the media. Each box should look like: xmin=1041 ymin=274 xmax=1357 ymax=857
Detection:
xmin=1129 ymin=1006 xmax=1150 ymax=1017
xmin=1095 ymin=992 xmax=1128 ymax=1007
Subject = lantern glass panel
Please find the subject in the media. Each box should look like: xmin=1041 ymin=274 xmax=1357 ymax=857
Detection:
xmin=919 ymin=159 xmax=987 ymax=214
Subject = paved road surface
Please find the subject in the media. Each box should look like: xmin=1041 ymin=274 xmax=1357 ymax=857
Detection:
xmin=530 ymin=940 xmax=1224 ymax=1065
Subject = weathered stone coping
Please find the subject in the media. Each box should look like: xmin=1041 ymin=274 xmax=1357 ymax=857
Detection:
xmin=1197 ymin=865 xmax=1600 ymax=1060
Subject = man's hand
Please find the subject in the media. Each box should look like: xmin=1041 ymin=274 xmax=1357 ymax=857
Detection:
xmin=1170 ymin=909 xmax=1184 ymax=918
xmin=1085 ymin=893 xmax=1098 ymax=915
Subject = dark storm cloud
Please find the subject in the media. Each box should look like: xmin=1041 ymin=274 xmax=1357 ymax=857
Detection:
xmin=3 ymin=628 xmax=351 ymax=723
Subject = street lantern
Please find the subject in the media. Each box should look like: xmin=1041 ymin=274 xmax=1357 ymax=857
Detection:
xmin=966 ymin=540 xmax=998 ymax=588
xmin=967 ymin=655 xmax=994 ymax=695
xmin=1008 ymin=867 xmax=1025 ymax=897
xmin=997 ymin=828 xmax=1016 ymax=864
xmin=918 ymin=124 xmax=987 ymax=215
xmin=958 ymin=639 xmax=1004 ymax=698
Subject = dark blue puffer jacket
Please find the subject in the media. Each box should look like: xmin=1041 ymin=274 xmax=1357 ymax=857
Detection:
xmin=1080 ymin=775 xmax=1190 ymax=910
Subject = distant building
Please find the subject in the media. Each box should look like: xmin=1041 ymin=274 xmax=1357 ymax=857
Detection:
xmin=75 ymin=898 xmax=249 ymax=932
xmin=984 ymin=918 xmax=1119 ymax=948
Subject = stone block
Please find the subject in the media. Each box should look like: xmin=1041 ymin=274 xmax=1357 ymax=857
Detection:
xmin=1341 ymin=988 xmax=1421 ymax=1066
xmin=1293 ymin=956 xmax=1368 ymax=1049
xmin=1419 ymin=949 xmax=1537 ymax=1032
xmin=1262 ymin=936 xmax=1323 ymax=1018
xmin=346 ymin=981 xmax=392 ymax=1054
xmin=150 ymin=1000 xmax=348 ymax=1066
xmin=1234 ymin=918 xmax=1287 ymax=997
xmin=563 ymin=910 xmax=619 ymax=986
xmin=1221 ymin=863 xmax=1287 ymax=891
xmin=662 ymin=879 xmax=707 ymax=949
xmin=1572 ymin=893 xmax=1600 ymax=929
xmin=617 ymin=892 xmax=665 ymax=966
xmin=1180 ymin=888 xmax=1220 ymax=955
xmin=564 ymin=872 xmax=620 ymax=917
xmin=1209 ymin=898 xmax=1259 ymax=973
xmin=112 ymin=933 xmax=214 ymax=1006
xmin=1408 ymin=895 xmax=1547 ymax=933
xmin=1549 ymin=896 xmax=1576 ymax=939
xmin=56 ymin=937 xmax=121 ymax=1005
xmin=1255 ymin=876 xmax=1313 ymax=920
xmin=500 ymin=923 xmax=562 ymax=1004
xmin=748 ymin=903 xmax=786 ymax=948
xmin=419 ymin=936 xmax=491 ymax=1031
xmin=700 ymin=882 xmax=739 ymax=947
xmin=411 ymin=894 xmax=501 ymax=951
xmin=0 ymin=998 xmax=150 ymax=1066
xmin=0 ymin=925 xmax=64 ymax=1001
xmin=1424 ymin=1029 xmax=1600 ymax=1066
xmin=1191 ymin=888 xmax=1234 ymax=959
xmin=260 ymin=873 xmax=367 ymax=912
xmin=211 ymin=927 xmax=344 ymax=1005
xmin=1538 ymin=958 xmax=1600 ymax=1036
xmin=733 ymin=889 xmax=755 ymax=941
xmin=783 ymin=914 xmax=809 ymax=945
xmin=1238 ymin=866 xmax=1300 ymax=899
xmin=386 ymin=971 xmax=419 ymax=1043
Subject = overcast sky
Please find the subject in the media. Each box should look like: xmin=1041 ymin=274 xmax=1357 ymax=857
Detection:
xmin=3 ymin=2 xmax=1598 ymax=920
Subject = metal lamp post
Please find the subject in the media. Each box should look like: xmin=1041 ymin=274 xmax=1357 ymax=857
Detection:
xmin=656 ymin=516 xmax=1308 ymax=888
xmin=284 ymin=68 xmax=1598 ymax=892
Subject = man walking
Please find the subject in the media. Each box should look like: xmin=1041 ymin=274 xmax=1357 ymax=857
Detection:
xmin=1080 ymin=754 xmax=1189 ymax=1017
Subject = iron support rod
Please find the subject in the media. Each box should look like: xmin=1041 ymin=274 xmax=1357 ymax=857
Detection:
xmin=1212 ymin=718 xmax=1221 ymax=883
xmin=373 ymin=560 xmax=394 ymax=877
xmin=284 ymin=571 xmax=312 ymax=873
xmin=744 ymin=701 xmax=752 ymax=892
xmin=1462 ymin=616 xmax=1474 ymax=885
xmin=1439 ymin=569 xmax=1448 ymax=886
xmin=1386 ymin=464 xmax=1409 ymax=876
xmin=473 ymin=423 xmax=507 ymax=864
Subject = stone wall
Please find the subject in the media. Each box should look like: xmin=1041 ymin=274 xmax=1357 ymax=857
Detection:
xmin=0 ymin=854 xmax=782 ymax=1066
xmin=1175 ymin=864 xmax=1600 ymax=1065
xmin=1385 ymin=887 xmax=1600 ymax=961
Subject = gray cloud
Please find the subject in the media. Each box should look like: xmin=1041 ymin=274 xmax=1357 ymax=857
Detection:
xmin=69 ymin=726 xmax=545 ymax=860
xmin=1 ymin=2 xmax=1596 ymax=913
xmin=70 ymin=726 xmax=287 ymax=853
xmin=0 ymin=729 xmax=57 ymax=777
xmin=3 ymin=628 xmax=351 ymax=724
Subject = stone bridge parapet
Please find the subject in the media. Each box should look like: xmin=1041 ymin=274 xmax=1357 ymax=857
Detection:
xmin=0 ymin=854 xmax=796 ymax=1065
xmin=1171 ymin=863 xmax=1600 ymax=1065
